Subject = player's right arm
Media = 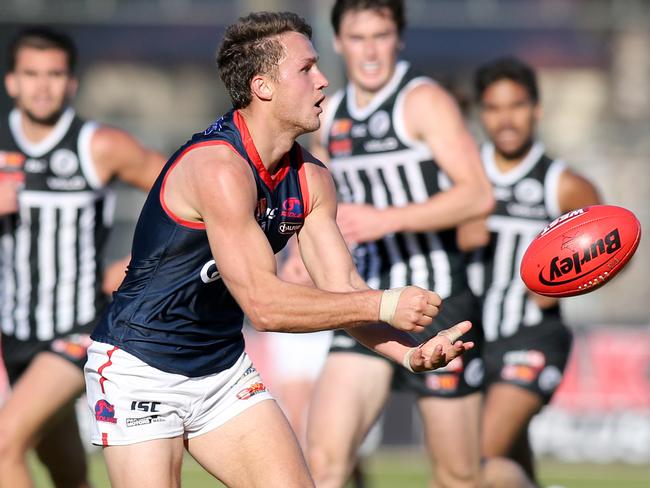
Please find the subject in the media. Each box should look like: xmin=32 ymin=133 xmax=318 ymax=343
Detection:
xmin=168 ymin=144 xmax=433 ymax=335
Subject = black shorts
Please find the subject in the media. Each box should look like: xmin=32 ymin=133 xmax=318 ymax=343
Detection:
xmin=1 ymin=332 xmax=92 ymax=385
xmin=329 ymin=288 xmax=485 ymax=398
xmin=482 ymin=319 xmax=572 ymax=404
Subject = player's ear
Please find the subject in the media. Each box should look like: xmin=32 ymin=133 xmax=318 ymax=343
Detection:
xmin=333 ymin=36 xmax=342 ymax=54
xmin=4 ymin=73 xmax=18 ymax=98
xmin=533 ymin=103 xmax=542 ymax=122
xmin=251 ymin=74 xmax=273 ymax=102
xmin=66 ymin=76 xmax=78 ymax=98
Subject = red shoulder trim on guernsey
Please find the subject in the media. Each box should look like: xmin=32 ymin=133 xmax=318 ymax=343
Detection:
xmin=297 ymin=150 xmax=311 ymax=216
xmin=160 ymin=140 xmax=238 ymax=229
xmin=233 ymin=110 xmax=291 ymax=190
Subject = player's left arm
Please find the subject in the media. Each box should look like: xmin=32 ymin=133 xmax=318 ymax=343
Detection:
xmin=90 ymin=125 xmax=167 ymax=191
xmin=336 ymin=82 xmax=494 ymax=243
xmin=297 ymin=153 xmax=473 ymax=370
xmin=532 ymin=167 xmax=603 ymax=308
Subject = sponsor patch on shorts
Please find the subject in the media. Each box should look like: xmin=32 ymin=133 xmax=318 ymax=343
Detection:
xmin=236 ymin=382 xmax=267 ymax=400
xmin=126 ymin=415 xmax=165 ymax=428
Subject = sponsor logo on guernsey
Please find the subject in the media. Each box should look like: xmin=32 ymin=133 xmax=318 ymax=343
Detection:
xmin=255 ymin=198 xmax=268 ymax=221
xmin=278 ymin=222 xmax=303 ymax=235
xmin=47 ymin=175 xmax=86 ymax=190
xmin=95 ymin=400 xmax=117 ymax=424
xmin=363 ymin=137 xmax=398 ymax=153
xmin=329 ymin=138 xmax=352 ymax=157
xmin=514 ymin=178 xmax=544 ymax=205
xmin=200 ymin=260 xmax=221 ymax=283
xmin=368 ymin=110 xmax=390 ymax=138
xmin=538 ymin=228 xmax=621 ymax=286
xmin=351 ymin=124 xmax=367 ymax=138
xmin=236 ymin=382 xmax=267 ymax=400
xmin=506 ymin=202 xmax=547 ymax=219
xmin=331 ymin=118 xmax=353 ymax=137
xmin=24 ymin=158 xmax=47 ymax=173
xmin=50 ymin=148 xmax=79 ymax=177
xmin=0 ymin=151 xmax=25 ymax=169
xmin=281 ymin=197 xmax=303 ymax=218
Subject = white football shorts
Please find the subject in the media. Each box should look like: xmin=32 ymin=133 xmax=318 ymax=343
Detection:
xmin=267 ymin=330 xmax=332 ymax=381
xmin=84 ymin=341 xmax=273 ymax=446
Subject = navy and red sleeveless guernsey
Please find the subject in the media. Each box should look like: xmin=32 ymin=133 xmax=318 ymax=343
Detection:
xmin=91 ymin=110 xmax=318 ymax=377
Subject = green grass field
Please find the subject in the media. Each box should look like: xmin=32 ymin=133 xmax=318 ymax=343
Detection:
xmin=30 ymin=448 xmax=650 ymax=487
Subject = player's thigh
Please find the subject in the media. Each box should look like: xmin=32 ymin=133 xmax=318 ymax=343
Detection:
xmin=418 ymin=392 xmax=483 ymax=475
xmin=481 ymin=383 xmax=543 ymax=457
xmin=0 ymin=352 xmax=84 ymax=448
xmin=187 ymin=399 xmax=313 ymax=488
xmin=307 ymin=352 xmax=393 ymax=456
xmin=102 ymin=436 xmax=185 ymax=488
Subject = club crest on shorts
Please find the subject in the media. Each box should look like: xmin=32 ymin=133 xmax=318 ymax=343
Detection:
xmin=95 ymin=399 xmax=117 ymax=424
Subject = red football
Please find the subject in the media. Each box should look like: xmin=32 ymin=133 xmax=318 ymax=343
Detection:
xmin=520 ymin=205 xmax=641 ymax=297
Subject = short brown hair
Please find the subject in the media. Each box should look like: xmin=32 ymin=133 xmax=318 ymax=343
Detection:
xmin=216 ymin=11 xmax=312 ymax=109
xmin=331 ymin=0 xmax=405 ymax=36
xmin=7 ymin=26 xmax=77 ymax=73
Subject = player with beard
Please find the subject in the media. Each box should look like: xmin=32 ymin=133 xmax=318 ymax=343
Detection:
xmin=469 ymin=57 xmax=601 ymax=485
xmin=0 ymin=27 xmax=166 ymax=488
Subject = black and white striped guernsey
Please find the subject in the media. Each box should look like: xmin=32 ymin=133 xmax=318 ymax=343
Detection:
xmin=469 ymin=142 xmax=566 ymax=342
xmin=0 ymin=108 xmax=114 ymax=341
xmin=321 ymin=61 xmax=467 ymax=298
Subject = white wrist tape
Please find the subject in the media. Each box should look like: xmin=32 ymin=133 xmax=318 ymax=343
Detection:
xmin=379 ymin=287 xmax=407 ymax=325
xmin=402 ymin=346 xmax=418 ymax=373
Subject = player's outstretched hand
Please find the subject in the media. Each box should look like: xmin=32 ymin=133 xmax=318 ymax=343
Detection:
xmin=406 ymin=321 xmax=474 ymax=372
xmin=384 ymin=286 xmax=442 ymax=333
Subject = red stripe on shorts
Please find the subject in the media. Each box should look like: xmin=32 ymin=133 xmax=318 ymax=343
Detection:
xmin=102 ymin=432 xmax=108 ymax=447
xmin=98 ymin=346 xmax=119 ymax=394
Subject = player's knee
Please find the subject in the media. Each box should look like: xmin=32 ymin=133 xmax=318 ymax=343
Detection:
xmin=0 ymin=423 xmax=28 ymax=464
xmin=306 ymin=444 xmax=349 ymax=487
xmin=436 ymin=463 xmax=481 ymax=488
xmin=481 ymin=457 xmax=534 ymax=488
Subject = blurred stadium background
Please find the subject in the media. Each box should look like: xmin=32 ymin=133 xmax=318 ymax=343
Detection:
xmin=1 ymin=0 xmax=649 ymax=486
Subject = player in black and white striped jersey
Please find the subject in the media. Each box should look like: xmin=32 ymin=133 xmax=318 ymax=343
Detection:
xmin=0 ymin=27 xmax=166 ymax=488
xmin=303 ymin=2 xmax=507 ymax=488
xmin=467 ymin=57 xmax=601 ymax=485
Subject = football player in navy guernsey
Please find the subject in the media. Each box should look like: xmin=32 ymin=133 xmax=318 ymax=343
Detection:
xmin=83 ymin=11 xmax=475 ymax=487
xmin=0 ymin=27 xmax=166 ymax=488
xmin=302 ymin=1 xmax=523 ymax=487
xmin=468 ymin=57 xmax=601 ymax=486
